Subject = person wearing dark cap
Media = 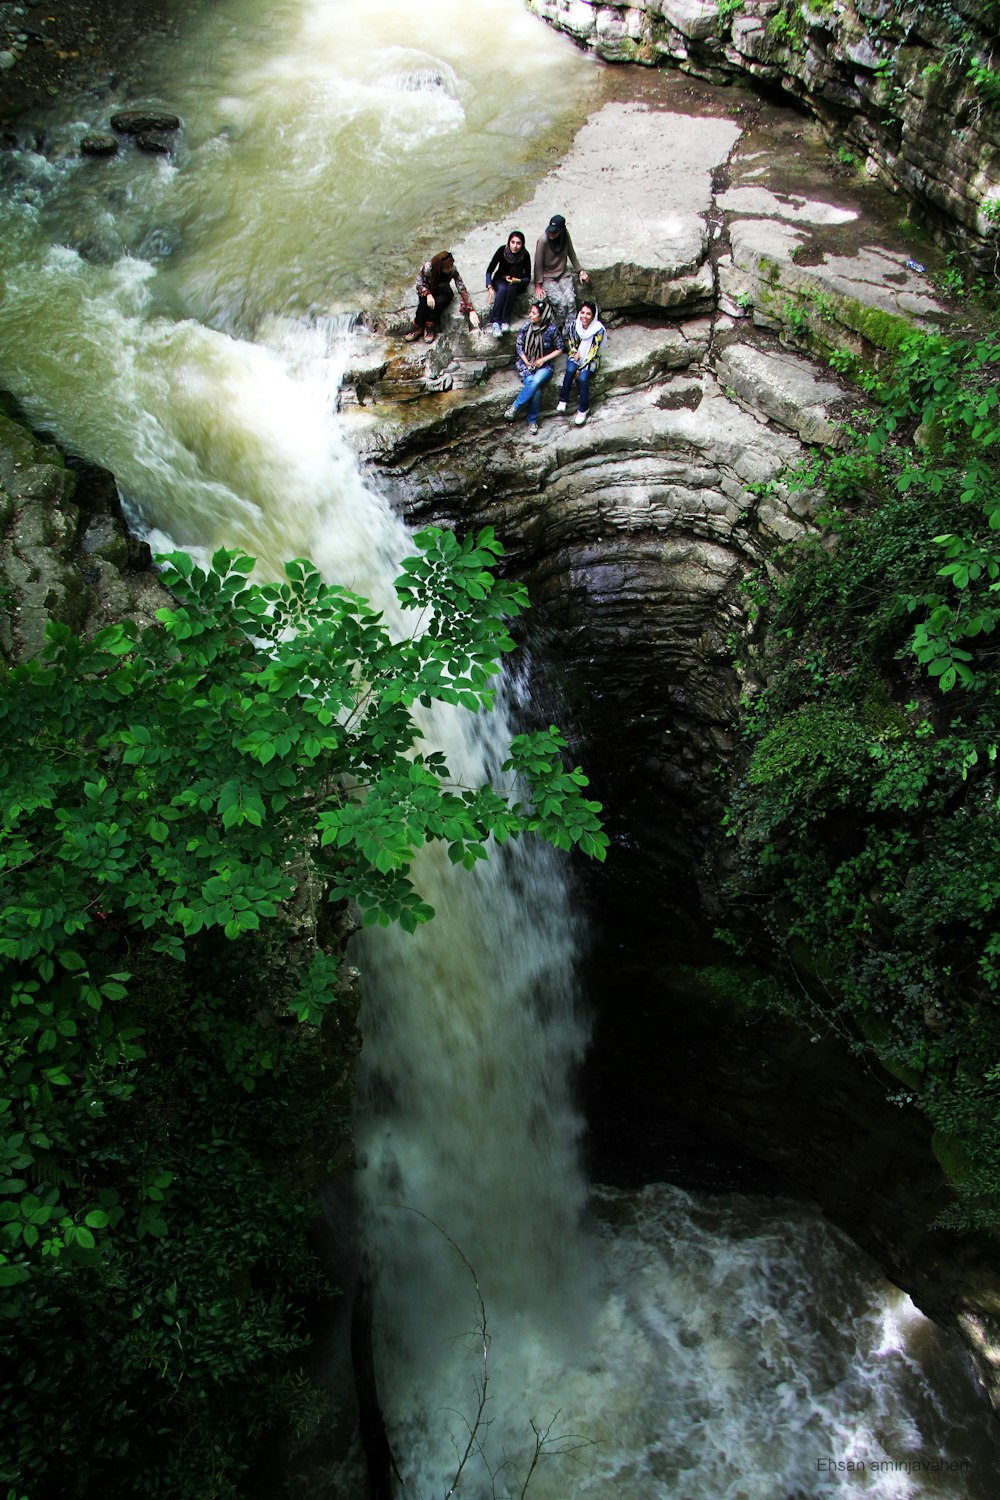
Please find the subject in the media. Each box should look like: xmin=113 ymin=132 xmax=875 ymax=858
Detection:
xmin=533 ymin=214 xmax=589 ymax=340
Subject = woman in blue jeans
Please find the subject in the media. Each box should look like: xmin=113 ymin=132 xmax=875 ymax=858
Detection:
xmin=504 ymin=300 xmax=564 ymax=435
xmin=556 ymin=301 xmax=606 ymax=426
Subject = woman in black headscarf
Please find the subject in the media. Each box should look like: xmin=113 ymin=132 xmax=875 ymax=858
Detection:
xmin=533 ymin=213 xmax=589 ymax=339
xmin=484 ymin=229 xmax=531 ymax=338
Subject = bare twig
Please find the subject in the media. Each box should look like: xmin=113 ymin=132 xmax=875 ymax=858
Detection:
xmin=386 ymin=1207 xmax=596 ymax=1500
xmin=391 ymin=1207 xmax=491 ymax=1500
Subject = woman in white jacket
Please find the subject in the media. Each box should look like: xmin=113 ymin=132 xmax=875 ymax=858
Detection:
xmin=556 ymin=301 xmax=606 ymax=426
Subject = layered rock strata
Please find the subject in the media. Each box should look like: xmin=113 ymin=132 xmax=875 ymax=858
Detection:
xmin=525 ymin=0 xmax=1000 ymax=262
xmin=346 ymin=83 xmax=948 ymax=879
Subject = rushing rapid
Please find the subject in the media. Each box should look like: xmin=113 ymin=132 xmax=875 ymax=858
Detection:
xmin=0 ymin=2 xmax=997 ymax=1495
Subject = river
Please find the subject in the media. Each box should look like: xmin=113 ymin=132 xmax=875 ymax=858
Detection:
xmin=1 ymin=1 xmax=998 ymax=1495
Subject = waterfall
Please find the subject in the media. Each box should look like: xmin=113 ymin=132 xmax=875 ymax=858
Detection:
xmin=2 ymin=1 xmax=1000 ymax=1495
xmin=352 ymin=675 xmax=596 ymax=1494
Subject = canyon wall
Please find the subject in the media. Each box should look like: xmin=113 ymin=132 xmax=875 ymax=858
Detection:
xmin=527 ymin=0 xmax=1000 ymax=261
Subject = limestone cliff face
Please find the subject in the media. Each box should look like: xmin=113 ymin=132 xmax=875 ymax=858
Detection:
xmin=330 ymin=69 xmax=1000 ymax=1411
xmin=526 ymin=0 xmax=1000 ymax=258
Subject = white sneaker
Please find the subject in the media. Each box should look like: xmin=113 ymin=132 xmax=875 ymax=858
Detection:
xmin=555 ymin=401 xmax=567 ymax=414
xmin=504 ymin=403 xmax=518 ymax=421
xmin=501 ymin=323 xmax=510 ymax=333
xmin=491 ymin=322 xmax=502 ymax=338
xmin=574 ymin=410 xmax=588 ymax=426
xmin=528 ymin=420 xmax=539 ymax=435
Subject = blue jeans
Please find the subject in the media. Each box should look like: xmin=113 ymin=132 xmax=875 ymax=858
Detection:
xmin=489 ymin=276 xmax=528 ymax=325
xmin=559 ymin=359 xmax=591 ymax=413
xmin=512 ymin=365 xmax=553 ymax=420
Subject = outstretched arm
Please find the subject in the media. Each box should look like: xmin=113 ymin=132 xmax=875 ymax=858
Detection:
xmin=565 ymin=230 xmax=589 ymax=283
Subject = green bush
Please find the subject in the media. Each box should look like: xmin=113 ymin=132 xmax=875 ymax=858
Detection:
xmin=726 ymin=332 xmax=1000 ymax=1230
xmin=0 ymin=531 xmax=606 ymax=1495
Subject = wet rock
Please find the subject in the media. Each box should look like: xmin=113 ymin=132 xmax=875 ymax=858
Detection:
xmin=80 ymin=132 xmax=119 ymax=157
xmin=0 ymin=407 xmax=171 ymax=663
xmin=136 ymin=131 xmax=173 ymax=155
xmin=110 ymin=108 xmax=181 ymax=134
xmin=79 ymin=513 xmax=130 ymax=572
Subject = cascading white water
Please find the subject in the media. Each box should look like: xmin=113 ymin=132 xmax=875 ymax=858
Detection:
xmin=351 ymin=688 xmax=597 ymax=1495
xmin=2 ymin=2 xmax=999 ymax=1495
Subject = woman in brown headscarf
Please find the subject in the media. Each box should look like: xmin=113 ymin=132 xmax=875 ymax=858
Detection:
xmin=404 ymin=251 xmax=478 ymax=343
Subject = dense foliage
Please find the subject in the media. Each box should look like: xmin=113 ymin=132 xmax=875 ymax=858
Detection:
xmin=0 ymin=529 xmax=606 ymax=1497
xmin=722 ymin=331 xmax=1000 ymax=1230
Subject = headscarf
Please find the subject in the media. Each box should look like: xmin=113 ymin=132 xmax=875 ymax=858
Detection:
xmin=522 ymin=299 xmax=552 ymax=364
xmin=504 ymin=230 xmax=526 ymax=268
xmin=428 ymin=251 xmax=455 ymax=291
xmin=572 ymin=305 xmax=606 ymax=366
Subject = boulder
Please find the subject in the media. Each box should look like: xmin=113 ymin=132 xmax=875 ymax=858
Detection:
xmin=79 ymin=133 xmax=118 ymax=157
xmin=110 ymin=108 xmax=181 ymax=134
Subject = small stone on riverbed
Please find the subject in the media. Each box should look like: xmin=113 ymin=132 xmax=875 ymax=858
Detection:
xmin=0 ymin=50 xmax=16 ymax=70
xmin=80 ymin=133 xmax=119 ymax=157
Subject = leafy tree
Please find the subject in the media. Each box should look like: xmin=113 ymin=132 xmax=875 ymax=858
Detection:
xmin=0 ymin=528 xmax=606 ymax=1496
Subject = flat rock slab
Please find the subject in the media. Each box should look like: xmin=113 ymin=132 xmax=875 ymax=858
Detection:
xmin=582 ymin=320 xmax=711 ymax=392
xmin=715 ymin=108 xmax=950 ymax=346
xmin=450 ymin=101 xmax=742 ymax=318
xmin=351 ymin=72 xmax=973 ymax=446
xmin=723 ymin=214 xmax=945 ymax=333
xmin=713 ymin=341 xmax=849 ymax=446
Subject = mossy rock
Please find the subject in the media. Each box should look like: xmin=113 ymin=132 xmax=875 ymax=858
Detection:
xmin=931 ymin=1128 xmax=975 ymax=1185
xmin=0 ymin=410 xmax=68 ymax=486
xmin=834 ymin=297 xmax=915 ymax=353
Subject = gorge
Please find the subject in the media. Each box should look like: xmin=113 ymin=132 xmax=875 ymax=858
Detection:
xmin=2 ymin=1 xmax=1000 ymax=1496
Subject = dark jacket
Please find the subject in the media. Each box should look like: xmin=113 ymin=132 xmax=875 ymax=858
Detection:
xmin=485 ymin=243 xmax=531 ymax=290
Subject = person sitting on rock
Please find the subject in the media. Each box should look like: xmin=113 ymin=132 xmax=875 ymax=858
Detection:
xmin=404 ymin=251 xmax=478 ymax=344
xmin=484 ymin=229 xmax=531 ymax=339
xmin=533 ymin=213 xmax=589 ymax=340
xmin=503 ymin=298 xmax=565 ymax=436
xmin=556 ymin=301 xmax=606 ymax=427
